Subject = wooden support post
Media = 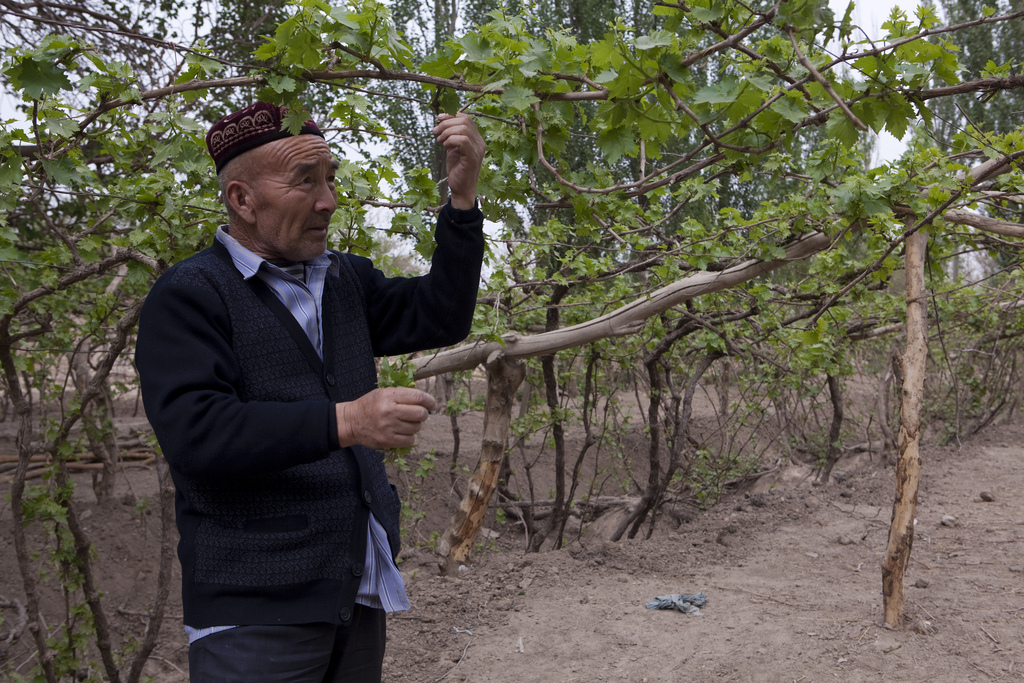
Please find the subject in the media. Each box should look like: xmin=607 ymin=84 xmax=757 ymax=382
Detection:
xmin=438 ymin=356 xmax=526 ymax=568
xmin=882 ymin=226 xmax=928 ymax=628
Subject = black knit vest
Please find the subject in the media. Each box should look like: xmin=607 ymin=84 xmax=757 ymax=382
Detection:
xmin=173 ymin=244 xmax=401 ymax=618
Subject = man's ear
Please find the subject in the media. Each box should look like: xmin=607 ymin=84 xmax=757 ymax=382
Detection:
xmin=224 ymin=180 xmax=258 ymax=224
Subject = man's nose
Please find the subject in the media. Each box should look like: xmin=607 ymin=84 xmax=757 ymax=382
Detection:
xmin=316 ymin=181 xmax=337 ymax=213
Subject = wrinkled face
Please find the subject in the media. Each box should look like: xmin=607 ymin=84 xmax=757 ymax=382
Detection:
xmin=229 ymin=134 xmax=339 ymax=262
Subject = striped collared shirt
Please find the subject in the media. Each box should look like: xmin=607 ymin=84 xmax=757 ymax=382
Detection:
xmin=184 ymin=228 xmax=410 ymax=644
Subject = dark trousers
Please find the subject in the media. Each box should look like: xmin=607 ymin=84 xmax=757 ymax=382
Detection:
xmin=188 ymin=605 xmax=386 ymax=683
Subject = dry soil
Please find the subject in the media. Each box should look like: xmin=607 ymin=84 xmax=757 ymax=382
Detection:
xmin=1 ymin=410 xmax=1022 ymax=682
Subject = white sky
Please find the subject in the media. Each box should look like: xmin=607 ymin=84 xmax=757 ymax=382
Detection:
xmin=831 ymin=0 xmax=925 ymax=164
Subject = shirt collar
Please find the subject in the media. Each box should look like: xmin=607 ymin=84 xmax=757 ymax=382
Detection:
xmin=215 ymin=225 xmax=339 ymax=280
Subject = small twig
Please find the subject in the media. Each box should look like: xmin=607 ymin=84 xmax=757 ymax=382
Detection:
xmin=116 ymin=607 xmax=183 ymax=620
xmin=787 ymin=30 xmax=867 ymax=131
xmin=150 ymin=655 xmax=188 ymax=678
xmin=391 ymin=613 xmax=437 ymax=623
xmin=14 ymin=616 xmax=66 ymax=672
xmin=709 ymin=584 xmax=813 ymax=610
xmin=432 ymin=636 xmax=474 ymax=682
xmin=15 ymin=647 xmax=39 ymax=673
xmin=966 ymin=657 xmax=997 ymax=679
xmin=914 ymin=601 xmax=936 ymax=620
xmin=980 ymin=626 xmax=1000 ymax=645
xmin=910 ymin=556 xmax=932 ymax=570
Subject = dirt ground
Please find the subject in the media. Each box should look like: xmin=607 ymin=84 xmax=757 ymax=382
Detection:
xmin=1 ymin=405 xmax=1022 ymax=682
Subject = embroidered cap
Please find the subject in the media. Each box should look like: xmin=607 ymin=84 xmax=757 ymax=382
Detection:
xmin=206 ymin=102 xmax=325 ymax=173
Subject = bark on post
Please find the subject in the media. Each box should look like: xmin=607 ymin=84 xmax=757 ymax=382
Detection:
xmin=882 ymin=226 xmax=928 ymax=628
xmin=438 ymin=356 xmax=526 ymax=568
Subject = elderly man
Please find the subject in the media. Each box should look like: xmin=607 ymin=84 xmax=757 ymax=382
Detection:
xmin=135 ymin=102 xmax=485 ymax=682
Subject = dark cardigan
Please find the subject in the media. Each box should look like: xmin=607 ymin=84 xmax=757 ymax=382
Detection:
xmin=136 ymin=204 xmax=483 ymax=628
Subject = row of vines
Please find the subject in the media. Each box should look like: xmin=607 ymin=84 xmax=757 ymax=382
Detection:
xmin=1 ymin=0 xmax=1023 ymax=679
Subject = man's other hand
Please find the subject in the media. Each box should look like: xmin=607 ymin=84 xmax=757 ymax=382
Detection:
xmin=335 ymin=387 xmax=439 ymax=450
xmin=433 ymin=113 xmax=485 ymax=210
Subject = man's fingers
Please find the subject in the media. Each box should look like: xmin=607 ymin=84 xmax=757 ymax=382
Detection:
xmin=383 ymin=386 xmax=438 ymax=413
xmin=433 ymin=114 xmax=484 ymax=154
xmin=392 ymin=403 xmax=430 ymax=428
xmin=432 ymin=113 xmax=485 ymax=209
xmin=336 ymin=387 xmax=438 ymax=449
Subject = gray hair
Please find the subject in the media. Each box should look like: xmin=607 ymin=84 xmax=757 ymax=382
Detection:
xmin=217 ymin=148 xmax=263 ymax=223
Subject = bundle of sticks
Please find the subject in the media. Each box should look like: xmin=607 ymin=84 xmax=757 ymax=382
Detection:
xmin=0 ymin=449 xmax=157 ymax=485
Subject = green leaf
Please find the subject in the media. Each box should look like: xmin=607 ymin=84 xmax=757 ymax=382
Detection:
xmin=590 ymin=37 xmax=620 ymax=70
xmin=825 ymin=113 xmax=861 ymax=149
xmin=281 ymin=106 xmax=313 ymax=135
xmin=637 ymin=114 xmax=672 ymax=145
xmin=176 ymin=51 xmax=225 ymax=82
xmin=521 ymin=39 xmax=553 ymax=75
xmin=770 ymin=96 xmax=806 ymax=123
xmin=482 ymin=78 xmax=510 ymax=93
xmin=693 ymin=78 xmax=742 ymax=105
xmin=458 ymin=34 xmax=493 ymax=62
xmin=328 ymin=6 xmax=360 ymax=27
xmin=266 ymin=73 xmax=298 ymax=94
xmin=690 ymin=4 xmax=725 ymax=23
xmin=0 ymin=152 xmax=23 ymax=186
xmin=8 ymin=57 xmax=73 ymax=99
xmin=44 ymin=117 xmax=79 ymax=138
xmin=40 ymin=157 xmax=80 ymax=186
xmin=658 ymin=54 xmax=689 ymax=84
xmin=776 ymin=0 xmax=836 ymax=36
xmin=436 ymin=88 xmax=461 ymax=115
xmin=253 ymin=41 xmax=277 ymax=61
xmin=500 ymin=85 xmax=540 ymax=111
xmin=634 ymin=31 xmax=674 ymax=51
xmin=596 ymin=125 xmax=635 ymax=163
xmin=927 ymin=185 xmax=950 ymax=205
xmin=884 ymin=105 xmax=910 ymax=141
xmin=379 ymin=356 xmax=416 ymax=388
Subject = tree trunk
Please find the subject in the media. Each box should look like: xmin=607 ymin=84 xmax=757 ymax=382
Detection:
xmin=611 ymin=354 xmax=664 ymax=542
xmin=71 ymin=340 xmax=120 ymax=503
xmin=613 ymin=351 xmax=720 ymax=541
xmin=125 ymin=456 xmax=176 ymax=683
xmin=818 ymin=372 xmax=844 ymax=483
xmin=882 ymin=226 xmax=928 ymax=628
xmin=532 ymin=287 xmax=569 ymax=552
xmin=438 ymin=356 xmax=525 ymax=568
xmin=2 ymin=354 xmax=58 ymax=683
xmin=529 ymin=354 xmax=566 ymax=551
xmin=501 ymin=377 xmax=537 ymax=544
xmin=441 ymin=373 xmax=462 ymax=495
xmin=53 ymin=460 xmax=123 ymax=683
xmin=556 ymin=352 xmax=600 ymax=547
